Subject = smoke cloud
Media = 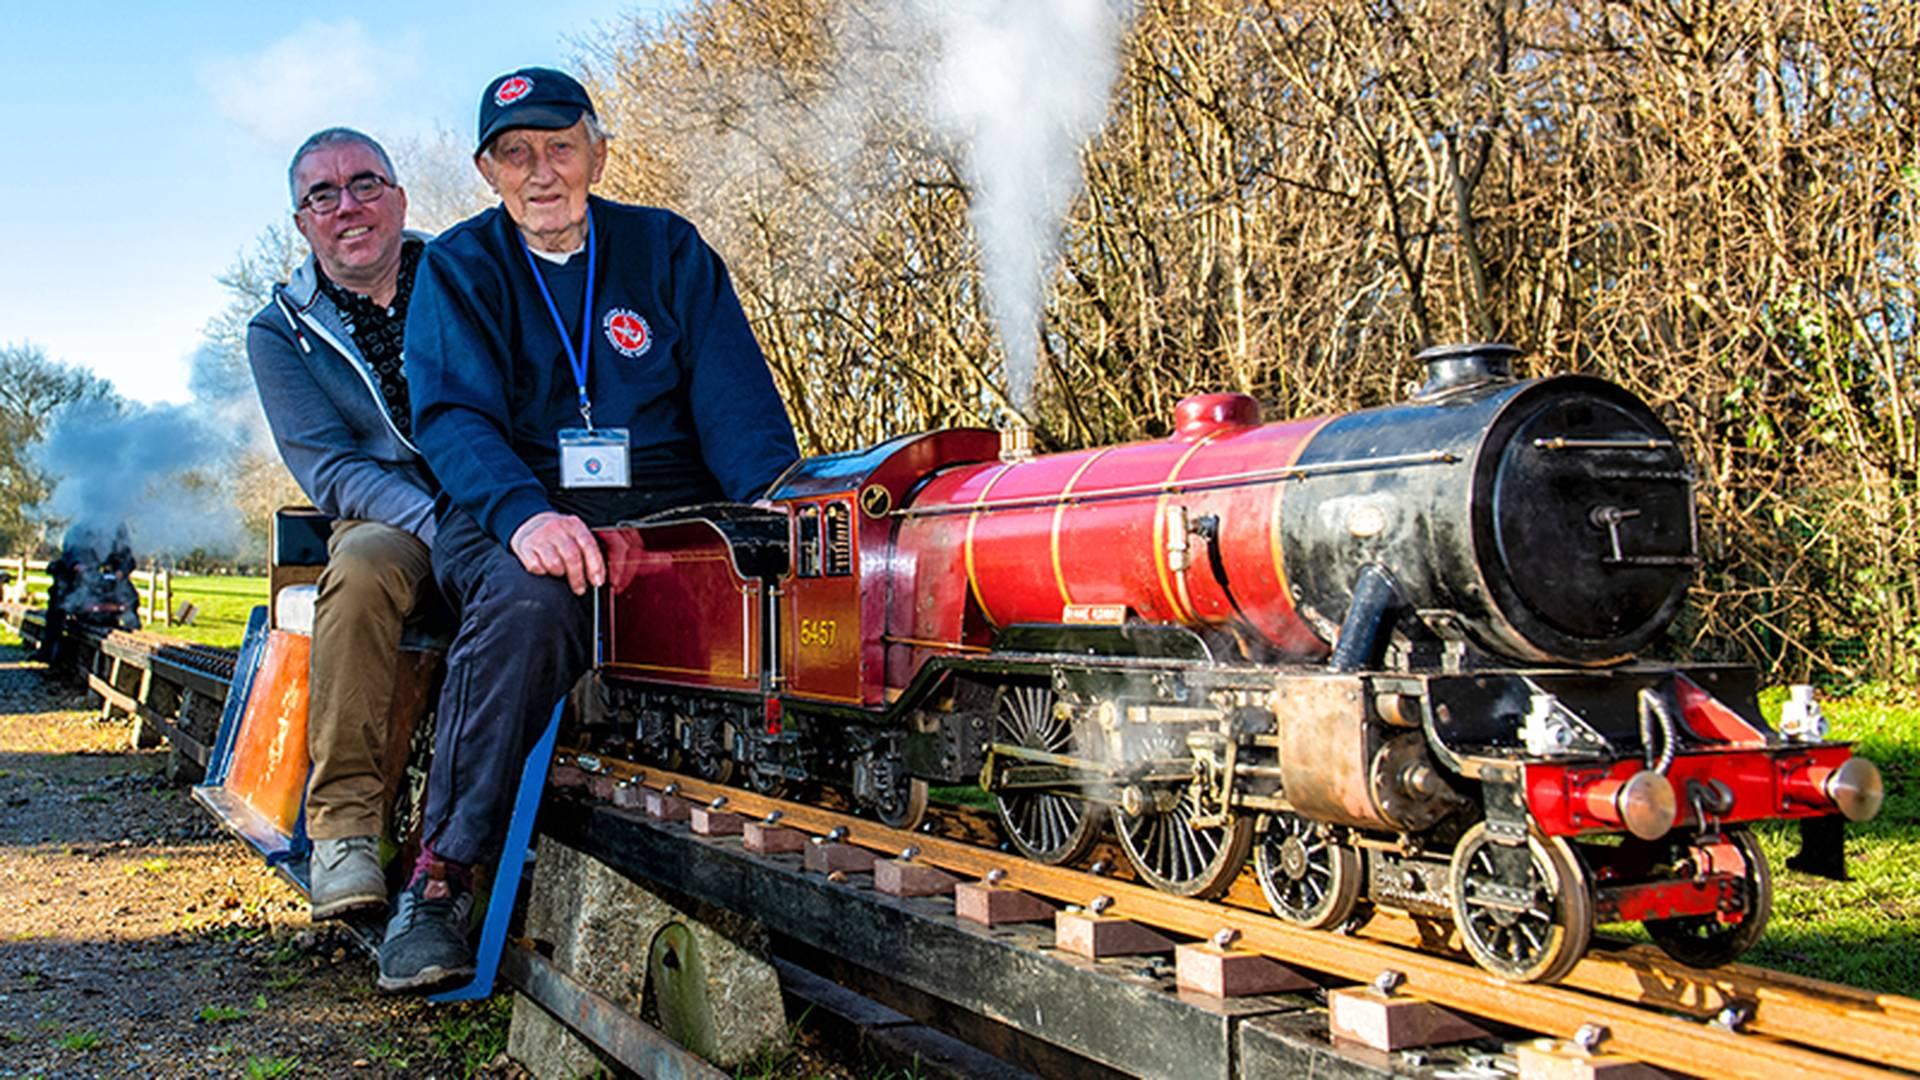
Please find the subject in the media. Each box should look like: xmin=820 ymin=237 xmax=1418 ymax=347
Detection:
xmin=34 ymin=345 xmax=255 ymax=561
xmin=916 ymin=0 xmax=1131 ymax=413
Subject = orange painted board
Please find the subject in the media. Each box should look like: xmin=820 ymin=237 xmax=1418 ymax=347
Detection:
xmin=221 ymin=630 xmax=312 ymax=835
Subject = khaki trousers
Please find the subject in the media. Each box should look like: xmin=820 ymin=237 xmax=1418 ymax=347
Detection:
xmin=305 ymin=519 xmax=434 ymax=839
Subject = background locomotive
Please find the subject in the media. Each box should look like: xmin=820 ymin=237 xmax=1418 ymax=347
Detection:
xmin=576 ymin=343 xmax=1884 ymax=983
xmin=33 ymin=523 xmax=141 ymax=669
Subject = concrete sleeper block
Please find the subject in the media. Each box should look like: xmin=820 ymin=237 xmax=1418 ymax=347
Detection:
xmin=953 ymin=883 xmax=1056 ymax=926
xmin=803 ymin=841 xmax=877 ymax=875
xmin=1327 ymin=987 xmax=1490 ymax=1051
xmin=689 ymin=807 xmax=744 ymax=836
xmin=1175 ymin=943 xmax=1315 ymax=997
xmin=1055 ymin=913 xmax=1175 ymax=959
xmin=644 ymin=792 xmax=690 ymax=822
xmin=873 ymin=859 xmax=959 ymax=897
xmin=742 ymin=822 xmax=807 ymax=854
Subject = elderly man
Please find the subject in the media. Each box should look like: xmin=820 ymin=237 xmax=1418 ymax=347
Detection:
xmin=383 ymin=68 xmax=798 ymax=992
xmin=247 ymin=128 xmax=439 ymax=922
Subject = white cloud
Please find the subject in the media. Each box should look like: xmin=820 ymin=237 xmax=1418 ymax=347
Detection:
xmin=199 ymin=20 xmax=418 ymax=146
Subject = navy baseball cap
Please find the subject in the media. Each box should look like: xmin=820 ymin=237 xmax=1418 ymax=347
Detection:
xmin=477 ymin=67 xmax=597 ymax=152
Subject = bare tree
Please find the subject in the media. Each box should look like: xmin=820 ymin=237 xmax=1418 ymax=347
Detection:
xmin=0 ymin=342 xmax=118 ymax=554
xmin=581 ymin=0 xmax=1919 ymax=681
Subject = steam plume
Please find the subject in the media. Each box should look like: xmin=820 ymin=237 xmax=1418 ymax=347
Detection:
xmin=918 ymin=0 xmax=1131 ymax=413
xmin=35 ymin=345 xmax=258 ymax=561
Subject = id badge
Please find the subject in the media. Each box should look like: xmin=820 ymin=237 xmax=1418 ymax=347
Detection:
xmin=558 ymin=427 xmax=630 ymax=489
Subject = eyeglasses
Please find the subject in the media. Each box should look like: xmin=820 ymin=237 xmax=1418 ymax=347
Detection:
xmin=298 ymin=174 xmax=395 ymax=215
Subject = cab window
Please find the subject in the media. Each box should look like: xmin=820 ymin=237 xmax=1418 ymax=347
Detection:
xmin=824 ymin=501 xmax=853 ymax=576
xmin=795 ymin=504 xmax=821 ymax=578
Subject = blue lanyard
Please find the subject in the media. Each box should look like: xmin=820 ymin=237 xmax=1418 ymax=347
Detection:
xmin=521 ymin=220 xmax=598 ymax=429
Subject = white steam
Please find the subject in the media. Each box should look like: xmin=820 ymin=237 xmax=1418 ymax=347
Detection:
xmin=36 ymin=348 xmax=255 ymax=561
xmin=636 ymin=0 xmax=1133 ymax=420
xmin=37 ymin=400 xmax=241 ymax=559
xmin=919 ymin=0 xmax=1131 ymax=412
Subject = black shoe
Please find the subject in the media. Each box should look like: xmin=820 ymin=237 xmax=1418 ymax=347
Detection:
xmin=376 ymin=877 xmax=475 ymax=994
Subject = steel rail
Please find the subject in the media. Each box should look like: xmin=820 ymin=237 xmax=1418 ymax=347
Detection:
xmin=950 ymin=789 xmax=1920 ymax=1063
xmin=565 ymin=754 xmax=1912 ymax=1079
xmin=1331 ymin=900 xmax=1920 ymax=1063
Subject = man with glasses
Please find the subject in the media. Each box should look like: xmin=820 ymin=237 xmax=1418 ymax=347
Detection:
xmin=246 ymin=128 xmax=440 ymax=924
xmin=380 ymin=68 xmax=797 ymax=993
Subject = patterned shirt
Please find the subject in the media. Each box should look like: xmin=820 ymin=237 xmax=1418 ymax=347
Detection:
xmin=317 ymin=238 xmax=423 ymax=437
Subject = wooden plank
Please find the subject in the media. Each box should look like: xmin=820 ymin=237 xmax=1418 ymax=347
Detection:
xmin=501 ymin=946 xmax=728 ymax=1080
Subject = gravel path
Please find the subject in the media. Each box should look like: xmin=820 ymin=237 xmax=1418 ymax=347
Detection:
xmin=0 ymin=641 xmax=523 ymax=1079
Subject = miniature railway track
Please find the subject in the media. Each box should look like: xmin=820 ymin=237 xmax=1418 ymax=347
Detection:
xmin=7 ymin=606 xmax=1915 ymax=1077
xmin=913 ymin=793 xmax=1920 ymax=1058
xmin=556 ymin=752 xmax=1920 ymax=1079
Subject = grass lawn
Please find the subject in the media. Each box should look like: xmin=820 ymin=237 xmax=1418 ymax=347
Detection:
xmin=1740 ymin=686 xmax=1920 ymax=995
xmin=8 ymin=572 xmax=267 ymax=650
xmin=158 ymin=575 xmax=270 ymax=649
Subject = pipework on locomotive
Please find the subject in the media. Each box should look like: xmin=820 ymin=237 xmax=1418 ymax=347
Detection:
xmin=573 ymin=342 xmax=1884 ymax=984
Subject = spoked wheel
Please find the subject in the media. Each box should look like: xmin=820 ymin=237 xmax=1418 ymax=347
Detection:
xmin=1449 ymin=821 xmax=1593 ymax=983
xmin=1115 ymin=786 xmax=1255 ymax=899
xmin=679 ymin=714 xmax=736 ymax=784
xmin=1645 ymin=828 xmax=1772 ymax=969
xmin=1254 ymin=812 xmax=1363 ymax=929
xmin=992 ymin=684 xmax=1106 ymax=864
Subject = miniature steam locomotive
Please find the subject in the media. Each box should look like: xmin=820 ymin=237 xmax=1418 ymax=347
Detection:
xmin=35 ymin=524 xmax=141 ymax=669
xmin=576 ymin=343 xmax=1884 ymax=983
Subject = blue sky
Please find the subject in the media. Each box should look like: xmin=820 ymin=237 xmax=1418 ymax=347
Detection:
xmin=0 ymin=2 xmax=680 ymax=404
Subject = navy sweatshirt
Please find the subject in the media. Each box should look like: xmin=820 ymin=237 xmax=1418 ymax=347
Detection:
xmin=404 ymin=197 xmax=799 ymax=545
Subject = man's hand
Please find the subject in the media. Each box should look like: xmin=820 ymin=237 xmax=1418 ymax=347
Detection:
xmin=509 ymin=511 xmax=606 ymax=595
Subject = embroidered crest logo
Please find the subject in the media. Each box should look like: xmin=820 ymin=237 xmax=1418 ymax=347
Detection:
xmin=603 ymin=308 xmax=653 ymax=358
xmin=495 ymin=76 xmax=534 ymax=106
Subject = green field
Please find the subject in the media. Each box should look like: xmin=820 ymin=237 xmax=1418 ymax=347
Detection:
xmin=8 ymin=572 xmax=267 ymax=649
xmin=158 ymin=575 xmax=270 ymax=648
xmin=1743 ymin=687 xmax=1920 ymax=994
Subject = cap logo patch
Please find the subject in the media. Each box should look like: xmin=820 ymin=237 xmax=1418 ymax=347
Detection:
xmin=495 ymin=76 xmax=534 ymax=106
xmin=604 ymin=308 xmax=652 ymax=358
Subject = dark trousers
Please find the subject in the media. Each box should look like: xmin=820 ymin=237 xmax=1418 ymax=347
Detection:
xmin=421 ymin=507 xmax=591 ymax=865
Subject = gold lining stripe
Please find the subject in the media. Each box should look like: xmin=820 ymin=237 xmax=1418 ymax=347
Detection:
xmin=880 ymin=635 xmax=995 ymax=654
xmin=1051 ymin=448 xmax=1112 ymax=606
xmin=602 ymin=660 xmax=756 ymax=680
xmin=1153 ymin=435 xmax=1218 ymax=625
xmin=964 ymin=464 xmax=1017 ymax=629
xmin=1268 ymin=417 xmax=1339 ymax=603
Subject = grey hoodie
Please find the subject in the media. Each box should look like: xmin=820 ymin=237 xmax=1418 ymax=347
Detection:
xmin=246 ymin=231 xmax=439 ymax=546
